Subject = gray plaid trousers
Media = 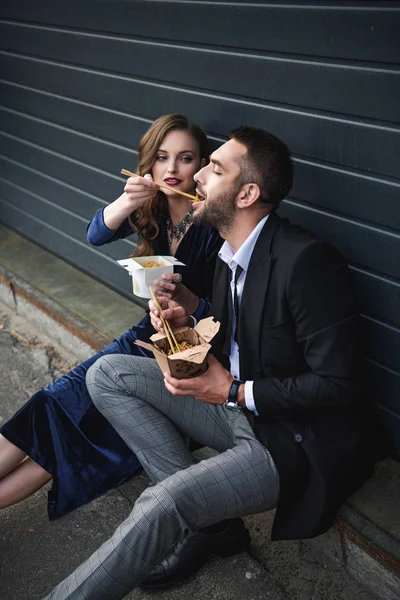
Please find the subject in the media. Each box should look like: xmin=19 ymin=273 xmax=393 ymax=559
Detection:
xmin=44 ymin=355 xmax=279 ymax=600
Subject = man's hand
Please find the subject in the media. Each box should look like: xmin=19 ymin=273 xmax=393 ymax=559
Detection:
xmin=164 ymin=354 xmax=233 ymax=404
xmin=149 ymin=295 xmax=191 ymax=333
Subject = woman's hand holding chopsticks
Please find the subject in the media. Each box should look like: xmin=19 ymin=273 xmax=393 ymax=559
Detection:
xmin=124 ymin=174 xmax=158 ymax=210
xmin=103 ymin=174 xmax=158 ymax=231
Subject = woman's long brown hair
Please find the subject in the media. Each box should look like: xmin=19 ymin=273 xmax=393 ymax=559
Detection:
xmin=129 ymin=114 xmax=209 ymax=256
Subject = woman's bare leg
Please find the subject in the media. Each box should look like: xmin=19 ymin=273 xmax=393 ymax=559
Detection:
xmin=0 ymin=434 xmax=27 ymax=477
xmin=0 ymin=457 xmax=52 ymax=508
xmin=0 ymin=434 xmax=52 ymax=508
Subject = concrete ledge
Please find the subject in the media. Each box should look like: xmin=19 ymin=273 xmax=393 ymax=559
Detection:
xmin=307 ymin=513 xmax=400 ymax=599
xmin=0 ymin=266 xmax=110 ymax=361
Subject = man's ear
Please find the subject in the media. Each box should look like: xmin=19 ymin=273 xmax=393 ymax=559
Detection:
xmin=237 ymin=183 xmax=261 ymax=208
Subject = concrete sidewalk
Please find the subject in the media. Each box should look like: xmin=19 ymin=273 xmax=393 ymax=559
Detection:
xmin=0 ymin=299 xmax=379 ymax=600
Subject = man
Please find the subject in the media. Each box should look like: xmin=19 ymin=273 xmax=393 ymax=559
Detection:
xmin=44 ymin=127 xmax=374 ymax=599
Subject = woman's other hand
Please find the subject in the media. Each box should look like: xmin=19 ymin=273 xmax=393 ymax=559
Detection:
xmin=153 ymin=273 xmax=200 ymax=316
xmin=149 ymin=296 xmax=191 ymax=333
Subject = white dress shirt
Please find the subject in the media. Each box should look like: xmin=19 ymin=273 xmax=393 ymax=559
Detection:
xmin=218 ymin=213 xmax=270 ymax=413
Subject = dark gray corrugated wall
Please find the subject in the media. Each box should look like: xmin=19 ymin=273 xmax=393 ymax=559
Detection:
xmin=0 ymin=1 xmax=399 ymax=456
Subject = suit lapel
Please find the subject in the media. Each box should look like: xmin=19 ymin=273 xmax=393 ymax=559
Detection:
xmin=238 ymin=212 xmax=281 ymax=378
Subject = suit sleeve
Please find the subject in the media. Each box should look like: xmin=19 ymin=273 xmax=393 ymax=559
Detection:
xmin=253 ymin=240 xmax=363 ymax=418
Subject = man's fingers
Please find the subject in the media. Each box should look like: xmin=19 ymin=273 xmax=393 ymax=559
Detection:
xmin=148 ymin=299 xmax=160 ymax=315
xmin=160 ymin=307 xmax=182 ymax=321
xmin=164 ymin=372 xmax=201 ymax=395
xmin=164 ymin=380 xmax=188 ymax=397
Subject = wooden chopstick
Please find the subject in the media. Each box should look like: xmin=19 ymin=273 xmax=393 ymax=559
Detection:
xmin=149 ymin=287 xmax=180 ymax=354
xmin=121 ymin=169 xmax=198 ymax=202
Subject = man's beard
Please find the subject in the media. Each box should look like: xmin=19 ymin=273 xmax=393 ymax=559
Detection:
xmin=193 ymin=184 xmax=240 ymax=231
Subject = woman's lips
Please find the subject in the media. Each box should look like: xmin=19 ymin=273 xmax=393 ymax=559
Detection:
xmin=164 ymin=178 xmax=182 ymax=186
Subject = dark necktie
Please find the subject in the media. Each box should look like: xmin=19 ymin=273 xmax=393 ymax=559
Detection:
xmin=233 ymin=265 xmax=243 ymax=343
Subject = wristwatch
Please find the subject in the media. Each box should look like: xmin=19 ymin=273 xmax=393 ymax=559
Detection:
xmin=225 ymin=379 xmax=244 ymax=410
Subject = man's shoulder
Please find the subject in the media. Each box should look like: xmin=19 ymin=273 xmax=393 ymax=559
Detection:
xmin=272 ymin=216 xmax=346 ymax=268
xmin=276 ymin=216 xmax=321 ymax=246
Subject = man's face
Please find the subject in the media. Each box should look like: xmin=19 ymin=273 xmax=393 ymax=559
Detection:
xmin=192 ymin=139 xmax=246 ymax=231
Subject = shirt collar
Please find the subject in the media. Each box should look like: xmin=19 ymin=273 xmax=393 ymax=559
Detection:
xmin=218 ymin=213 xmax=270 ymax=272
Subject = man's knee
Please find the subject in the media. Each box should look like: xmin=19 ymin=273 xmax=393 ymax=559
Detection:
xmin=149 ymin=473 xmax=199 ymax=532
xmin=86 ymin=355 xmax=124 ymax=410
xmin=86 ymin=355 xmax=106 ymax=387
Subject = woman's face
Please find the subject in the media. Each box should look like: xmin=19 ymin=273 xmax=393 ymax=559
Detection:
xmin=151 ymin=129 xmax=204 ymax=197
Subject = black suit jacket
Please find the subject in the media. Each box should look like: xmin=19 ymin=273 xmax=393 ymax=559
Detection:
xmin=210 ymin=212 xmax=374 ymax=541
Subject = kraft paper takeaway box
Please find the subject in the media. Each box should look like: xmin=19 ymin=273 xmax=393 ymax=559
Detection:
xmin=117 ymin=256 xmax=185 ymax=299
xmin=135 ymin=317 xmax=220 ymax=379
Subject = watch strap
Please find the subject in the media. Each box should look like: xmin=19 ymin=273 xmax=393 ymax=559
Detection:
xmin=225 ymin=379 xmax=243 ymax=409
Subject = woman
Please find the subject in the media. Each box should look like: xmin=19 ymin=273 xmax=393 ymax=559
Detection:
xmin=0 ymin=114 xmax=221 ymax=519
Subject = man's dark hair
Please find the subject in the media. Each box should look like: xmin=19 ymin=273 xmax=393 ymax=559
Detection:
xmin=229 ymin=126 xmax=293 ymax=210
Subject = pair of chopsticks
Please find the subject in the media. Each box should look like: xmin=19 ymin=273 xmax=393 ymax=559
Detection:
xmin=149 ymin=287 xmax=180 ymax=354
xmin=121 ymin=169 xmax=198 ymax=202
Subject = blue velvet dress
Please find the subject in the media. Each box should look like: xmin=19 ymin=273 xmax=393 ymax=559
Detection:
xmin=0 ymin=210 xmax=221 ymax=519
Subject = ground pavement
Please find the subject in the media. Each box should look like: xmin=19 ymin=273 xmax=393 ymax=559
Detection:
xmin=0 ymin=300 xmax=376 ymax=600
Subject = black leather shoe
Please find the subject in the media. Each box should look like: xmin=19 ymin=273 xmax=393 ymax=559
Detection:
xmin=140 ymin=518 xmax=251 ymax=589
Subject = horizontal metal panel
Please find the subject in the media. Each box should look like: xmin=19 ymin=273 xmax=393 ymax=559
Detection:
xmin=362 ymin=316 xmax=400 ymax=372
xmin=368 ymin=360 xmax=400 ymax=415
xmin=351 ymin=268 xmax=400 ymax=329
xmin=0 ymin=1 xmax=399 ymax=63
xmin=291 ymin=160 xmax=399 ymax=233
xmin=1 ymin=25 xmax=399 ymax=122
xmin=0 ymin=108 xmax=132 ymax=178
xmin=279 ymin=201 xmax=400 ymax=281
xmin=0 ymin=81 xmax=150 ymax=153
xmin=0 ymin=155 xmax=104 ymax=220
xmin=0 ymin=170 xmax=136 ymax=259
xmin=0 ymin=179 xmax=96 ymax=243
xmin=0 ymin=132 xmax=125 ymax=205
xmin=1 ymin=57 xmax=399 ymax=178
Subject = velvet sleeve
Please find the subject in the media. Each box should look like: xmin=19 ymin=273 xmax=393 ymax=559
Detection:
xmin=253 ymin=240 xmax=362 ymax=419
xmin=86 ymin=208 xmax=136 ymax=246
